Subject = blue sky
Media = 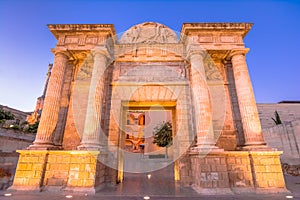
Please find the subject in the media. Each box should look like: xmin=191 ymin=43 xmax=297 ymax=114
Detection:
xmin=0 ymin=0 xmax=299 ymax=111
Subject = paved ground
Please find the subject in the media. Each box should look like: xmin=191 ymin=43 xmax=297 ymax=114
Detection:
xmin=1 ymin=172 xmax=299 ymax=200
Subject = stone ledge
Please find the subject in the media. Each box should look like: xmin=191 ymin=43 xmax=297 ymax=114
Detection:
xmin=16 ymin=150 xmax=102 ymax=155
xmin=191 ymin=185 xmax=233 ymax=195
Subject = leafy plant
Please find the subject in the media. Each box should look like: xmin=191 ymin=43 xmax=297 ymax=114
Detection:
xmin=10 ymin=124 xmax=20 ymax=130
xmin=153 ymin=121 xmax=172 ymax=158
xmin=0 ymin=108 xmax=14 ymax=120
xmin=21 ymin=121 xmax=28 ymax=125
xmin=27 ymin=121 xmax=39 ymax=133
xmin=272 ymin=110 xmax=282 ymax=125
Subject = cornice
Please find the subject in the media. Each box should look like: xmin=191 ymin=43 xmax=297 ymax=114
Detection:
xmin=180 ymin=23 xmax=253 ymax=40
xmin=48 ymin=24 xmax=116 ymax=39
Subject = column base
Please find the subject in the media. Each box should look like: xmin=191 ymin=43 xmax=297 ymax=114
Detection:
xmin=240 ymin=144 xmax=274 ymax=151
xmin=28 ymin=143 xmax=62 ymax=150
xmin=77 ymin=144 xmax=101 ymax=151
xmin=190 ymin=145 xmax=224 ymax=155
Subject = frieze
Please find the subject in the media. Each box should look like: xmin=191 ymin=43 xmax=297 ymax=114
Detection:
xmin=115 ymin=65 xmax=186 ymax=82
xmin=55 ymin=34 xmax=111 ymax=48
xmin=57 ymin=35 xmax=65 ymax=46
xmin=198 ymin=35 xmax=213 ymax=43
xmin=86 ymin=36 xmax=98 ymax=44
xmin=115 ymin=43 xmax=184 ymax=58
xmin=65 ymin=36 xmax=79 ymax=44
xmin=220 ymin=35 xmax=235 ymax=43
xmin=78 ymin=35 xmax=86 ymax=46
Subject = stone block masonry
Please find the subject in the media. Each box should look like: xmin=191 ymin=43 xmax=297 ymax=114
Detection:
xmin=10 ymin=150 xmax=106 ymax=193
xmin=189 ymin=151 xmax=286 ymax=194
xmin=263 ymin=119 xmax=300 ymax=165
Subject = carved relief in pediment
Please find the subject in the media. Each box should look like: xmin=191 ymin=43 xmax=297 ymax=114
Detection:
xmin=119 ymin=22 xmax=178 ymax=44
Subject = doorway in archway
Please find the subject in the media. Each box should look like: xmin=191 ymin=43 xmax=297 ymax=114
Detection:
xmin=117 ymin=103 xmax=179 ymax=185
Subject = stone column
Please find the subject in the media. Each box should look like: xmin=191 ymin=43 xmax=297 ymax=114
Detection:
xmin=228 ymin=49 xmax=267 ymax=149
xmin=78 ymin=47 xmax=110 ymax=150
xmin=188 ymin=48 xmax=218 ymax=151
xmin=29 ymin=50 xmax=69 ymax=149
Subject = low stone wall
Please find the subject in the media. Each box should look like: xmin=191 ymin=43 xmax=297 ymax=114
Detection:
xmin=263 ymin=120 xmax=300 ymax=165
xmin=257 ymin=103 xmax=300 ymax=129
xmin=0 ymin=128 xmax=35 ymax=152
xmin=0 ymin=152 xmax=19 ymax=190
xmin=0 ymin=128 xmax=34 ymax=190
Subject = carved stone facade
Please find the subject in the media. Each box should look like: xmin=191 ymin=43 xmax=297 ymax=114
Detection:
xmin=11 ymin=22 xmax=286 ymax=194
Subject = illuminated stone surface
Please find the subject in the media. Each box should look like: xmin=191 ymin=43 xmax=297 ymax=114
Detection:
xmin=10 ymin=22 xmax=286 ymax=194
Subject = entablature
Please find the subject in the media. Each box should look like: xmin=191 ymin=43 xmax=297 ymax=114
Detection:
xmin=180 ymin=23 xmax=253 ymax=49
xmin=48 ymin=24 xmax=116 ymax=50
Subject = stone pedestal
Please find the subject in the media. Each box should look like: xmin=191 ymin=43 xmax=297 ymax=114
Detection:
xmin=10 ymin=150 xmax=107 ymax=193
xmin=249 ymin=151 xmax=287 ymax=193
xmin=10 ymin=150 xmax=48 ymax=191
xmin=190 ymin=152 xmax=232 ymax=194
xmin=225 ymin=151 xmax=254 ymax=193
xmin=188 ymin=151 xmax=287 ymax=194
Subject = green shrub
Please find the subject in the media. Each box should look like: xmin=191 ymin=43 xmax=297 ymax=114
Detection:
xmin=27 ymin=121 xmax=39 ymax=133
xmin=0 ymin=108 xmax=14 ymax=120
xmin=272 ymin=110 xmax=282 ymax=125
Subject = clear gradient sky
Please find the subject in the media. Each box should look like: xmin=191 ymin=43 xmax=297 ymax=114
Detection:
xmin=0 ymin=0 xmax=299 ymax=111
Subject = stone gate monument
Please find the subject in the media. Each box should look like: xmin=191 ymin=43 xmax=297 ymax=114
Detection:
xmin=11 ymin=22 xmax=286 ymax=194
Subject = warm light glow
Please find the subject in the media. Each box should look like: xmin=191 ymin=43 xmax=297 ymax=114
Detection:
xmin=286 ymin=196 xmax=294 ymax=199
xmin=65 ymin=195 xmax=73 ymax=198
xmin=147 ymin=174 xmax=151 ymax=179
xmin=4 ymin=193 xmax=12 ymax=197
xmin=143 ymin=196 xmax=150 ymax=200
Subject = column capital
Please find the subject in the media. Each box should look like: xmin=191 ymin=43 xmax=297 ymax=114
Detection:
xmin=92 ymin=46 xmax=111 ymax=59
xmin=222 ymin=59 xmax=232 ymax=66
xmin=51 ymin=48 xmax=71 ymax=58
xmin=227 ymin=48 xmax=249 ymax=60
xmin=186 ymin=44 xmax=207 ymax=61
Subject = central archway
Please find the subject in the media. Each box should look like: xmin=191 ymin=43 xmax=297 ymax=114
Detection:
xmin=107 ymin=83 xmax=194 ymax=181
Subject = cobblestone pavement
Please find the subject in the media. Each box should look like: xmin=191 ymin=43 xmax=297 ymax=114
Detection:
xmin=1 ymin=174 xmax=299 ymax=200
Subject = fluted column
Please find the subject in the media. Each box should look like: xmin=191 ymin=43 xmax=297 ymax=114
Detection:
xmin=188 ymin=48 xmax=218 ymax=151
xmin=229 ymin=49 xmax=267 ymax=150
xmin=77 ymin=47 xmax=109 ymax=150
xmin=29 ymin=50 xmax=69 ymax=149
